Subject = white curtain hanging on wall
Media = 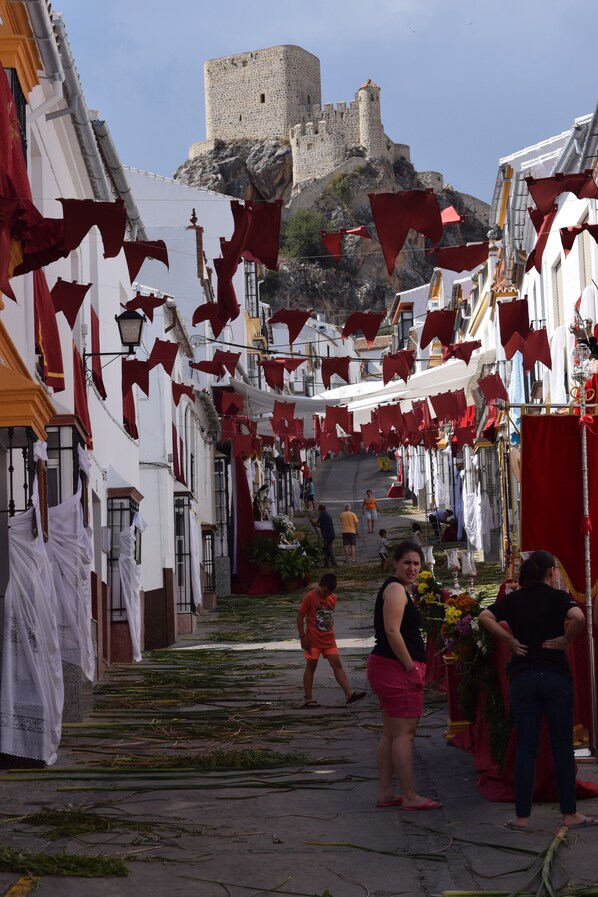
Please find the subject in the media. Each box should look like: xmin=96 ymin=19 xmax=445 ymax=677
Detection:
xmin=118 ymin=512 xmax=146 ymax=663
xmin=188 ymin=507 xmax=203 ymax=611
xmin=0 ymin=443 xmax=64 ymax=764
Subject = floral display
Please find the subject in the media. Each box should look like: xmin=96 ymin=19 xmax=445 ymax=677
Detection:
xmin=271 ymin=514 xmax=296 ymax=543
xmin=440 ymin=591 xmax=489 ymax=663
xmin=413 ymin=570 xmax=446 ymax=634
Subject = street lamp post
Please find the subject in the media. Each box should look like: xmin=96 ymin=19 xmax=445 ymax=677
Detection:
xmin=83 ymin=309 xmax=145 ymax=376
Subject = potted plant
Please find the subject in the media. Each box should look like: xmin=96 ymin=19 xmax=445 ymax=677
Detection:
xmin=244 ymin=537 xmax=278 ymax=574
xmin=272 ymin=545 xmax=313 ymax=592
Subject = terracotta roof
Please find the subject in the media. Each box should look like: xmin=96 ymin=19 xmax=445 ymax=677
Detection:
xmin=354 ymin=335 xmax=393 ymax=352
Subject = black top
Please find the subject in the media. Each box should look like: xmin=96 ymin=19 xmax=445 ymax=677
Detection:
xmin=486 ymin=582 xmax=578 ymax=679
xmin=371 ymin=576 xmax=426 ymax=663
xmin=316 ymin=511 xmax=335 ymax=541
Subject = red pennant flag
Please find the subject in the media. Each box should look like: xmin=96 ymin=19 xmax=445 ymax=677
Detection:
xmin=341 ymin=225 xmax=371 ymax=239
xmin=442 ymin=340 xmax=482 ymax=365
xmin=369 ymin=189 xmax=443 ymax=276
xmin=272 ymin=400 xmax=296 ymax=426
xmin=319 ymin=432 xmax=342 ymax=458
xmin=433 ymin=241 xmax=489 ymax=273
xmin=378 ymin=403 xmax=402 ymax=437
xmin=172 ymin=382 xmax=195 ymax=406
xmin=525 ymin=206 xmax=558 ymax=273
xmin=123 ymin=387 xmax=138 ymax=439
xmin=242 ymin=199 xmax=283 ymax=271
xmin=122 ymin=359 xmax=150 ymax=397
xmin=419 ymin=308 xmax=457 ymax=350
xmin=560 ymin=223 xmax=598 ymax=256
xmin=148 ymin=338 xmax=178 ymax=375
xmin=126 ymin=292 xmax=167 ymax=323
xmin=413 ymin=398 xmax=434 ymax=429
xmin=525 ymin=170 xmax=598 ymax=216
xmin=212 ymin=349 xmax=241 ymax=377
xmin=440 ymin=205 xmax=463 ymax=226
xmin=51 ymin=278 xmax=92 ymax=329
xmin=192 ymin=303 xmax=230 ymax=339
xmin=260 ymin=360 xmax=285 ymax=391
xmin=33 ymin=269 xmax=65 ymax=392
xmin=220 ymin=391 xmax=244 ymax=415
xmin=361 ymin=422 xmax=381 ymax=452
xmin=191 ymin=360 xmax=226 ymax=377
xmin=73 ymin=344 xmax=92 ymax=447
xmin=498 ymin=298 xmax=530 ymax=355
xmin=122 ymin=239 xmax=169 ymax=283
xmin=58 ymin=197 xmax=126 ymax=258
xmin=341 ymin=311 xmax=386 ymax=347
xmin=230 ymin=433 xmax=253 ymax=458
xmin=321 ymin=230 xmax=342 ymax=262
xmin=321 ymin=356 xmax=351 ymax=389
xmin=478 ymin=372 xmax=509 ymax=403
xmin=324 ymin=405 xmax=352 ymax=434
xmin=90 ymin=307 xmax=107 ymax=400
xmin=268 ymin=308 xmax=313 ymax=345
xmin=453 ymin=427 xmax=476 ymax=448
xmin=214 ymin=256 xmax=241 ymax=322
xmin=383 ymin=350 xmax=415 ymax=385
xmin=521 ymin=328 xmax=552 ymax=374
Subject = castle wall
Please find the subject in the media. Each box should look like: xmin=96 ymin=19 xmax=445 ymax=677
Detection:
xmin=290 ymin=120 xmax=349 ymax=186
xmin=204 ymin=45 xmax=321 ymax=142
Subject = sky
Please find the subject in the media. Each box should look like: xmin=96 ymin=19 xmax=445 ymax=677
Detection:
xmin=53 ymin=0 xmax=597 ymax=204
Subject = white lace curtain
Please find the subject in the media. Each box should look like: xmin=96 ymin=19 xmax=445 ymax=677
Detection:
xmin=118 ymin=512 xmax=145 ymax=662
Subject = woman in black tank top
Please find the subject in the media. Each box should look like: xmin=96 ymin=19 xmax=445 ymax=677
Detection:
xmin=367 ymin=541 xmax=442 ymax=811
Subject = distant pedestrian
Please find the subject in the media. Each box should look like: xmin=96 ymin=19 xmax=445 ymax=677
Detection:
xmin=297 ymin=573 xmax=366 ymax=708
xmin=362 ymin=489 xmax=381 ymax=534
xmin=378 ymin=529 xmax=389 ymax=570
xmin=305 ymin=478 xmax=315 ymax=512
xmin=428 ymin=508 xmax=454 ymax=541
xmin=339 ymin=502 xmax=359 ymax=563
xmin=411 ymin=522 xmax=426 ymax=549
xmin=315 ymin=504 xmax=337 ymax=567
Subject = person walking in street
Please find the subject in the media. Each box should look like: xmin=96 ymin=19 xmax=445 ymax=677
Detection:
xmin=297 ymin=573 xmax=366 ymax=708
xmin=377 ymin=528 xmax=389 ymax=571
xmin=339 ymin=502 xmax=359 ymax=563
xmin=305 ymin=478 xmax=315 ymax=512
xmin=479 ymin=550 xmax=593 ymax=831
xmin=367 ymin=541 xmax=442 ymax=810
xmin=362 ymin=489 xmax=381 ymax=534
xmin=315 ymin=504 xmax=337 ymax=567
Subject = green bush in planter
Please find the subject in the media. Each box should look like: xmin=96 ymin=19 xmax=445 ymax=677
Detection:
xmin=244 ymin=538 xmax=278 ymax=567
xmin=272 ymin=547 xmax=312 ymax=583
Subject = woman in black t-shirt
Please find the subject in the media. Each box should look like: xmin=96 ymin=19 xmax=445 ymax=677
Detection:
xmin=479 ymin=550 xmax=592 ymax=831
xmin=367 ymin=541 xmax=442 ymax=811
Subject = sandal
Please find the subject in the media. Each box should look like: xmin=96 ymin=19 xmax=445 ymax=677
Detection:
xmin=302 ymin=699 xmax=320 ymax=708
xmin=346 ymin=691 xmax=366 ymax=705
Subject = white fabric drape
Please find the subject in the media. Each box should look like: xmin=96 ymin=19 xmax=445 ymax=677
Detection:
xmin=188 ymin=509 xmax=203 ymax=611
xmin=118 ymin=512 xmax=146 ymax=663
xmin=47 ymin=486 xmax=95 ymax=682
xmin=479 ymin=487 xmax=495 ymax=554
xmin=0 ymin=445 xmax=64 ymax=764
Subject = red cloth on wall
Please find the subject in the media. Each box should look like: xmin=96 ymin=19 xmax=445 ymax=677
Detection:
xmin=560 ymin=223 xmax=598 ymax=256
xmin=192 ymin=303 xmax=229 ymax=338
xmin=321 ymin=356 xmax=351 ymax=389
xmin=33 ymin=269 xmax=65 ymax=392
xmin=525 ymin=206 xmax=558 ymax=273
xmin=126 ymin=292 xmax=167 ymax=322
xmin=73 ymin=344 xmax=92 ymax=447
xmin=383 ymin=350 xmax=415 ymax=385
xmin=419 ymin=309 xmax=457 ymax=350
xmin=320 ymin=431 xmax=342 ymax=458
xmin=521 ymin=328 xmax=552 ymax=374
xmin=148 ymin=338 xmax=178 ymax=376
xmin=90 ymin=307 xmax=107 ymax=400
xmin=478 ymin=372 xmax=509 ymax=403
xmin=242 ymin=199 xmax=283 ymax=271
xmin=433 ymin=241 xmax=489 ymax=272
xmin=525 ymin=170 xmax=598 ymax=216
xmin=220 ymin=391 xmax=244 ymax=416
xmin=122 ymin=359 xmax=150 ymax=397
xmin=321 ymin=230 xmax=342 ymax=262
xmin=214 ymin=256 xmax=241 ymax=322
xmin=172 ymin=382 xmax=195 ymax=406
xmin=260 ymin=357 xmax=305 ymax=391
xmin=58 ymin=197 xmax=126 ymax=258
xmin=442 ymin=340 xmax=482 ymax=365
xmin=123 ymin=388 xmax=138 ymax=439
xmin=360 ymin=422 xmax=381 ymax=452
xmin=369 ymin=189 xmax=443 ymax=276
xmin=341 ymin=310 xmax=386 ymax=347
xmin=122 ymin=239 xmax=169 ymax=282
xmin=272 ymin=400 xmax=296 ymax=427
xmin=50 ymin=278 xmax=92 ymax=329
xmin=323 ymin=405 xmax=352 ymax=434
xmin=190 ymin=359 xmax=226 ymax=378
xmin=212 ymin=350 xmax=241 ymax=377
xmin=268 ymin=308 xmax=312 ymax=345
xmin=498 ymin=298 xmax=530 ymax=353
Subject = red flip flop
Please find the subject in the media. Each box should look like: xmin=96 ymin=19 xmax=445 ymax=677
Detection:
xmin=375 ymin=797 xmax=403 ymax=808
xmin=400 ymin=798 xmax=442 ymax=811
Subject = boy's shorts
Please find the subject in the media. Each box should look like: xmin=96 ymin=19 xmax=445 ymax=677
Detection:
xmin=304 ymin=644 xmax=339 ymax=660
xmin=342 ymin=533 xmax=357 ymax=546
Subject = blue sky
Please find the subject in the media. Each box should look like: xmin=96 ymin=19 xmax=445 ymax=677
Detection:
xmin=54 ymin=0 xmax=597 ymax=203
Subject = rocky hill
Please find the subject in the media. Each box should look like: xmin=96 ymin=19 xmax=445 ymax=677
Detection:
xmin=174 ymin=141 xmax=490 ymax=321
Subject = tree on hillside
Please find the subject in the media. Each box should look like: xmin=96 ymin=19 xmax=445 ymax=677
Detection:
xmin=281 ymin=209 xmax=330 ymax=265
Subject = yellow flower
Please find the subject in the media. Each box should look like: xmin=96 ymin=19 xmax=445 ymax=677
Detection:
xmin=417 ymin=583 xmax=428 ymax=594
xmin=445 ymin=606 xmax=462 ymax=624
xmin=420 ymin=571 xmax=433 ymax=580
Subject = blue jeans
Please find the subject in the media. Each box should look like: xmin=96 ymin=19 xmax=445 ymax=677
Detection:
xmin=509 ymin=669 xmax=576 ymax=817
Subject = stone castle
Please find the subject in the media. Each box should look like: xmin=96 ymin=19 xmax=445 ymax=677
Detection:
xmin=189 ymin=44 xmax=416 ymax=190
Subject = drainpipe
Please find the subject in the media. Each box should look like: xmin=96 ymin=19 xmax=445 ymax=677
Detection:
xmin=92 ymin=120 xmax=147 ymax=241
xmin=24 ymin=0 xmax=64 ymax=120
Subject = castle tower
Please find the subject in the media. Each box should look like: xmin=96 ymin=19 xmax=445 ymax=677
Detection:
xmin=357 ymin=79 xmax=385 ymax=159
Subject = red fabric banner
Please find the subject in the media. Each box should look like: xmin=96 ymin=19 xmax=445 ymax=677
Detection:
xmin=33 ymin=269 xmax=65 ymax=392
xmin=378 ymin=403 xmax=402 ymax=437
xmin=212 ymin=349 xmax=241 ymax=377
xmin=433 ymin=241 xmax=489 ymax=273
xmin=230 ymin=433 xmax=253 ymax=458
xmin=521 ymin=328 xmax=552 ymax=373
xmin=50 ymin=278 xmax=92 ymax=329
xmin=73 ymin=344 xmax=92 ymax=447
xmin=122 ymin=359 xmax=150 ymax=397
xmin=122 ymin=239 xmax=169 ymax=282
xmin=58 ymin=197 xmax=126 ymax=258
xmin=126 ymin=292 xmax=167 ymax=322
xmin=242 ymin=199 xmax=283 ymax=271
xmin=191 ymin=360 xmax=227 ymax=378
xmin=268 ymin=308 xmax=312 ymax=345
xmin=192 ymin=303 xmax=229 ymax=338
xmin=360 ymin=422 xmax=381 ymax=452
xmin=525 ymin=206 xmax=558 ymax=273
xmin=321 ymin=356 xmax=351 ymax=389
xmin=172 ymin=382 xmax=194 ymax=406
xmin=321 ymin=230 xmax=342 ymax=262
xmin=525 ymin=170 xmax=598 ymax=216
xmin=419 ymin=308 xmax=457 ymax=350
xmin=413 ymin=398 xmax=434 ymax=429
xmin=383 ymin=349 xmax=415 ymax=385
xmin=320 ymin=431 xmax=342 ymax=457
xmin=260 ymin=358 xmax=305 ymax=391
xmin=148 ymin=338 xmax=178 ymax=375
xmin=440 ymin=205 xmax=463 ymax=226
xmin=323 ymin=405 xmax=352 ymax=434
xmin=214 ymin=256 xmax=241 ymax=322
xmin=220 ymin=391 xmax=244 ymax=416
xmin=478 ymin=372 xmax=509 ymax=403
xmin=90 ymin=307 xmax=107 ymax=400
xmin=171 ymin=423 xmax=182 ymax=481
xmin=369 ymin=189 xmax=443 ymax=276
xmin=442 ymin=340 xmax=482 ymax=365
xmin=123 ymin=388 xmax=138 ymax=439
xmin=341 ymin=310 xmax=386 ymax=347
xmin=560 ymin=223 xmax=598 ymax=256
xmin=498 ymin=298 xmax=530 ymax=354
xmin=272 ymin=400 xmax=296 ymax=426
xmin=342 ymin=225 xmax=371 ymax=239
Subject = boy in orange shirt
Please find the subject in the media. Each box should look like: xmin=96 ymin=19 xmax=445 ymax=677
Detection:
xmin=296 ymin=573 xmax=366 ymax=708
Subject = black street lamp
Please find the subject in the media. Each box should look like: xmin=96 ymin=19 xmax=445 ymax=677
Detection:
xmin=83 ymin=309 xmax=145 ymax=380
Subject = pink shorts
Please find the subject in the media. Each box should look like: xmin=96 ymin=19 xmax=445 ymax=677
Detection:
xmin=304 ymin=644 xmax=339 ymax=660
xmin=367 ymin=653 xmax=426 ymax=718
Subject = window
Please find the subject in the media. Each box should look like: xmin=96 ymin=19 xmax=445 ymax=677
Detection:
xmin=214 ymin=456 xmax=230 ymax=558
xmin=397 ymin=303 xmax=414 ymax=348
xmin=307 ymin=94 xmax=311 ymax=104
xmin=260 ymin=93 xmax=265 ymax=103
xmin=174 ymin=495 xmax=193 ymax=612
xmin=247 ymin=352 xmax=262 ymax=388
xmin=244 ymin=260 xmax=259 ymax=318
xmin=3 ymin=68 xmax=27 ymax=163
xmin=202 ymin=530 xmax=215 ymax=592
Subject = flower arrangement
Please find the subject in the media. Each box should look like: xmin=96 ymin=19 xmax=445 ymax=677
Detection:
xmin=413 ymin=570 xmax=446 ymax=635
xmin=271 ymin=514 xmax=296 ymax=543
xmin=440 ymin=591 xmax=490 ymax=664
